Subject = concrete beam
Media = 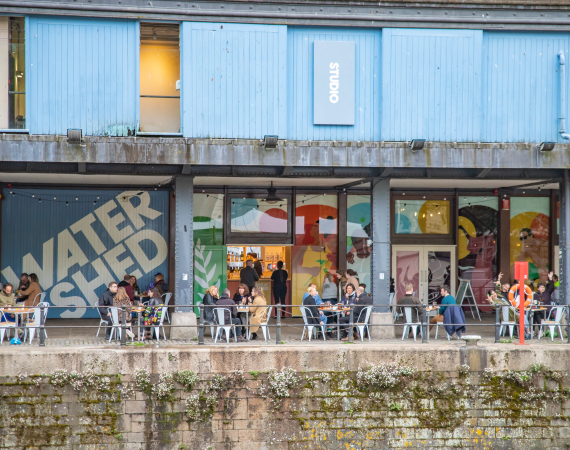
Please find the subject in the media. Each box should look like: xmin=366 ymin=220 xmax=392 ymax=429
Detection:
xmin=0 ymin=135 xmax=569 ymax=171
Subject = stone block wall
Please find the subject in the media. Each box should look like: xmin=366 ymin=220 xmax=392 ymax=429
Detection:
xmin=1 ymin=345 xmax=570 ymax=449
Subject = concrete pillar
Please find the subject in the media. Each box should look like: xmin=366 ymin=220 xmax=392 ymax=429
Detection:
xmin=560 ymin=170 xmax=570 ymax=306
xmin=171 ymin=176 xmax=197 ymax=340
xmin=370 ymin=177 xmax=395 ymax=338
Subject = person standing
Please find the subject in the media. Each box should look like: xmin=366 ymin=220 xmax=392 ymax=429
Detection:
xmin=271 ymin=261 xmax=288 ymax=310
xmin=429 ymin=285 xmax=455 ymax=331
xmin=240 ymin=260 xmax=259 ymax=293
xmin=322 ymin=273 xmax=338 ymax=304
xmin=98 ymin=282 xmax=118 ymax=340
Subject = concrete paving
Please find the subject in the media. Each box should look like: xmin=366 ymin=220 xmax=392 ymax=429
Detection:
xmin=1 ymin=313 xmax=568 ymax=348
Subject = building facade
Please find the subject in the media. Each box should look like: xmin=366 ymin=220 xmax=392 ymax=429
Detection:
xmin=0 ymin=0 xmax=569 ymax=318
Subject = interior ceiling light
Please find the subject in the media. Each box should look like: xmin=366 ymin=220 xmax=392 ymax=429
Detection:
xmin=265 ymin=181 xmax=282 ymax=204
xmin=152 ymin=31 xmax=157 ymax=40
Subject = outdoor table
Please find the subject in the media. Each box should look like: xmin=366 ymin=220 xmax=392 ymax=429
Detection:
xmin=237 ymin=306 xmax=250 ymax=339
xmin=132 ymin=306 xmax=146 ymax=341
xmin=319 ymin=306 xmax=351 ymax=341
xmin=525 ymin=306 xmax=547 ymax=340
xmin=2 ymin=306 xmax=34 ymax=329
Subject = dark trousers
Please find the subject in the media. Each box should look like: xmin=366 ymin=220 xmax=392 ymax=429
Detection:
xmin=221 ymin=318 xmax=242 ymax=337
xmin=100 ymin=312 xmax=112 ymax=338
xmin=338 ymin=316 xmax=356 ymax=334
xmin=273 ymin=288 xmax=287 ymax=306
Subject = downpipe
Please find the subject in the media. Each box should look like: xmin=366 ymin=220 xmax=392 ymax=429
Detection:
xmin=558 ymin=52 xmax=570 ymax=140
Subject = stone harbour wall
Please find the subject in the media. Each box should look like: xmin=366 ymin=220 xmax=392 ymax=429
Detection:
xmin=2 ymin=344 xmax=570 ymax=449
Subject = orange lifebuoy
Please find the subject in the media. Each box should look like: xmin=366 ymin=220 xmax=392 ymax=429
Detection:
xmin=508 ymin=284 xmax=532 ymax=308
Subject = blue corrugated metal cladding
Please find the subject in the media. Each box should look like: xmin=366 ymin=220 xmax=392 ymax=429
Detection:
xmin=1 ymin=190 xmax=169 ymax=319
xmin=181 ymin=22 xmax=287 ymax=139
xmin=287 ymin=27 xmax=382 ymax=142
xmin=27 ymin=16 xmax=138 ymax=136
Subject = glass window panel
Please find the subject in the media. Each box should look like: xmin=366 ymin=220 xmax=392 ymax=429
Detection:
xmin=347 ymin=195 xmax=371 ymax=289
xmin=510 ymin=197 xmax=550 ymax=284
xmin=427 ymin=251 xmax=452 ymax=305
xmin=8 ymin=17 xmax=25 ymax=129
xmin=394 ymin=200 xmax=450 ymax=234
xmin=230 ymin=198 xmax=288 ymax=233
xmin=458 ymin=197 xmax=498 ymax=311
xmin=394 ymin=250 xmax=420 ymax=300
xmin=292 ymin=194 xmax=338 ymax=315
xmin=193 ymin=193 xmax=224 ymax=245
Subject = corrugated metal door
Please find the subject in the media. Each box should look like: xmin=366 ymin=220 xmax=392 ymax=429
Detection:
xmin=27 ymin=16 xmax=138 ymax=136
xmin=483 ymin=32 xmax=570 ymax=143
xmin=287 ymin=27 xmax=381 ymax=142
xmin=1 ymin=189 xmax=169 ymax=319
xmin=181 ymin=22 xmax=287 ymax=139
xmin=382 ymin=28 xmax=483 ymax=143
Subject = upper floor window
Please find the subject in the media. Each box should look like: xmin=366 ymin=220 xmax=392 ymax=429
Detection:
xmin=139 ymin=23 xmax=180 ymax=134
xmin=2 ymin=17 xmax=25 ymax=130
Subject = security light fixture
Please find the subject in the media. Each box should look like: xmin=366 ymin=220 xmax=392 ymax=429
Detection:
xmin=67 ymin=128 xmax=83 ymax=145
xmin=263 ymin=135 xmax=278 ymax=148
xmin=539 ymin=142 xmax=556 ymax=152
xmin=408 ymin=139 xmax=426 ymax=152
xmin=265 ymin=181 xmax=282 ymax=204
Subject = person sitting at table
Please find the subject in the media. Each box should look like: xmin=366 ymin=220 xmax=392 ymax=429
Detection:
xmin=233 ymin=284 xmax=253 ymax=336
xmin=303 ymin=283 xmax=323 ymax=305
xmin=487 ymin=288 xmax=531 ymax=338
xmin=0 ymin=283 xmax=16 ymax=323
xmin=17 ymin=273 xmax=30 ymax=304
xmin=340 ymin=286 xmax=373 ymax=341
xmin=359 ymin=284 xmax=368 ymax=296
xmin=140 ymin=287 xmax=163 ymax=340
xmin=305 ymin=286 xmax=327 ymax=325
xmin=215 ymin=288 xmax=245 ymax=342
xmin=249 ymin=287 xmax=269 ymax=340
xmin=202 ymin=286 xmax=219 ymax=329
xmin=19 ymin=273 xmax=42 ymax=308
xmin=118 ymin=274 xmax=135 ymax=303
xmin=302 ymin=287 xmax=326 ymax=339
xmin=146 ymin=273 xmax=169 ymax=295
xmin=397 ymin=282 xmax=423 ymax=323
xmin=130 ymin=275 xmax=140 ymax=295
xmin=113 ymin=287 xmax=133 ymax=326
xmin=322 ymin=273 xmax=338 ymax=305
xmin=341 ymin=283 xmax=357 ymax=306
xmin=98 ymin=282 xmax=118 ymax=341
xmin=429 ymin=285 xmax=455 ymax=331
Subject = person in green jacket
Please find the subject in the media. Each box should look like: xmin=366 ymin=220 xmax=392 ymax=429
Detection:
xmin=429 ymin=285 xmax=456 ymax=331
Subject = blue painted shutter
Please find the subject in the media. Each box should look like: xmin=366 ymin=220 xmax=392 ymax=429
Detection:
xmin=27 ymin=16 xmax=138 ymax=136
xmin=181 ymin=22 xmax=287 ymax=139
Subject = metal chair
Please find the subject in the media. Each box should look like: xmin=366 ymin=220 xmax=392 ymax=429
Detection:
xmin=108 ymin=307 xmax=134 ymax=343
xmin=299 ymin=306 xmax=326 ymax=342
xmin=355 ymin=306 xmax=373 ymax=341
xmin=402 ymin=307 xmax=422 ymax=341
xmin=161 ymin=293 xmax=172 ymax=323
xmin=153 ymin=306 xmax=168 ymax=341
xmin=390 ymin=293 xmax=402 ymax=321
xmin=96 ymin=306 xmax=110 ymax=337
xmin=539 ymin=306 xmax=565 ymax=341
xmin=0 ymin=309 xmax=17 ymax=344
xmin=213 ymin=307 xmax=237 ymax=344
xmin=196 ymin=301 xmax=215 ymax=338
xmin=499 ymin=306 xmax=516 ymax=339
xmin=258 ymin=306 xmax=273 ymax=341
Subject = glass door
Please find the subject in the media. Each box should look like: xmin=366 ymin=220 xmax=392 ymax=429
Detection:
xmin=392 ymin=245 xmax=456 ymax=304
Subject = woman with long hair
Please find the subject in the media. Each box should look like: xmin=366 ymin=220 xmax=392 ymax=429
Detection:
xmin=249 ymin=286 xmax=269 ymax=340
xmin=202 ymin=285 xmax=219 ymax=325
xmin=113 ymin=287 xmax=133 ymax=325
xmin=20 ymin=273 xmax=41 ymax=308
xmin=233 ymin=284 xmax=253 ymax=336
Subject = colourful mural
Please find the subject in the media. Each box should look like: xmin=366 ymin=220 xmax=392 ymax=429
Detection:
xmin=458 ymin=197 xmax=498 ymax=312
xmin=510 ymin=197 xmax=550 ymax=284
xmin=230 ymin=199 xmax=288 ymax=233
xmin=347 ymin=195 xmax=371 ymax=289
xmin=193 ymin=193 xmax=224 ymax=245
xmin=394 ymin=200 xmax=450 ymax=234
xmin=292 ymin=194 xmax=338 ymax=315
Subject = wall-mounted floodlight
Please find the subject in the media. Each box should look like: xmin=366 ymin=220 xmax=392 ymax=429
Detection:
xmin=539 ymin=142 xmax=556 ymax=152
xmin=263 ymin=135 xmax=278 ymax=148
xmin=67 ymin=128 xmax=83 ymax=145
xmin=408 ymin=139 xmax=426 ymax=152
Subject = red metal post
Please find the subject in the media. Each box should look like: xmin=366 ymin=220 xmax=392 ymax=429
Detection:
xmin=514 ymin=261 xmax=529 ymax=345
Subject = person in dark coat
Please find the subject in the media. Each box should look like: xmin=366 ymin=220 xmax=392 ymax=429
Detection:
xmin=98 ymin=281 xmax=118 ymax=340
xmin=118 ymin=274 xmax=135 ymax=303
xmin=397 ymin=282 xmax=423 ymax=323
xmin=17 ymin=273 xmax=29 ymax=304
xmin=233 ymin=284 xmax=253 ymax=336
xmin=202 ymin=285 xmax=219 ymax=326
xmin=340 ymin=287 xmax=373 ymax=340
xmin=302 ymin=287 xmax=324 ymax=327
xmin=215 ymin=288 xmax=245 ymax=342
xmin=443 ymin=305 xmax=466 ymax=339
xmin=271 ymin=261 xmax=288 ymax=309
xmin=240 ymin=260 xmax=259 ymax=293
xmin=532 ymin=271 xmax=556 ymax=333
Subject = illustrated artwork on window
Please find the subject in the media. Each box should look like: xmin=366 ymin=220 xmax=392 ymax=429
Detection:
xmin=394 ymin=200 xmax=450 ymax=234
xmin=347 ymin=195 xmax=371 ymax=288
xmin=4 ymin=17 xmax=25 ymax=129
xmin=139 ymin=23 xmax=180 ymax=133
xmin=193 ymin=193 xmax=224 ymax=245
xmin=230 ymin=199 xmax=288 ymax=234
xmin=458 ymin=197 xmax=498 ymax=311
xmin=510 ymin=197 xmax=550 ymax=284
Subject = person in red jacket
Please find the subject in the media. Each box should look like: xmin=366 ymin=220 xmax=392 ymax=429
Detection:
xmin=118 ymin=274 xmax=135 ymax=304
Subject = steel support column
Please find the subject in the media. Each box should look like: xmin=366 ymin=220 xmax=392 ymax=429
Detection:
xmin=560 ymin=170 xmax=570 ymax=305
xmin=174 ymin=176 xmax=194 ymax=312
xmin=371 ymin=178 xmax=390 ymax=312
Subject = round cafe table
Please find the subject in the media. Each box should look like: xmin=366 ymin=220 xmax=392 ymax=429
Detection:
xmin=319 ymin=306 xmax=351 ymax=341
xmin=237 ymin=306 xmax=250 ymax=339
xmin=2 ymin=306 xmax=34 ymax=329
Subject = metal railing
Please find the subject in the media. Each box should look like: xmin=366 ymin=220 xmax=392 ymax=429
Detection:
xmin=0 ymin=302 xmax=568 ymax=347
